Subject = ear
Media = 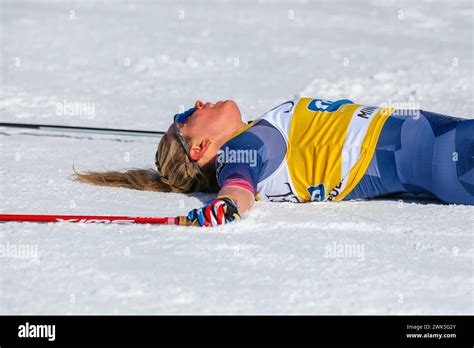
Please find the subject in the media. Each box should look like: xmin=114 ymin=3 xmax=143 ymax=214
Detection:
xmin=189 ymin=138 xmax=211 ymax=161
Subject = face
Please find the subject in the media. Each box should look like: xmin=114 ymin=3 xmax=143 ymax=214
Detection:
xmin=179 ymin=99 xmax=241 ymax=140
xmin=169 ymin=99 xmax=242 ymax=162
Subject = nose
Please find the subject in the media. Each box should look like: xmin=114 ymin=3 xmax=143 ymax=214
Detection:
xmin=194 ymin=100 xmax=204 ymax=110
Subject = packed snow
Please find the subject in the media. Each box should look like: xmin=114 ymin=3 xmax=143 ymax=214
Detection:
xmin=0 ymin=0 xmax=473 ymax=314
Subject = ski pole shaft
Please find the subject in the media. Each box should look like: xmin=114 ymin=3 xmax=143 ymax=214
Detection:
xmin=0 ymin=214 xmax=195 ymax=226
xmin=0 ymin=122 xmax=165 ymax=137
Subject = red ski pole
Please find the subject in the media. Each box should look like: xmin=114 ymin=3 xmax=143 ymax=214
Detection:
xmin=0 ymin=214 xmax=197 ymax=226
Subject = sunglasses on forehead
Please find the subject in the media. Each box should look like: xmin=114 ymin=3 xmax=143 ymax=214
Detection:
xmin=173 ymin=107 xmax=205 ymax=175
xmin=174 ymin=107 xmax=196 ymax=125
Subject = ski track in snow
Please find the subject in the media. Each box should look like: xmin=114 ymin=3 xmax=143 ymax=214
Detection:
xmin=0 ymin=0 xmax=473 ymax=314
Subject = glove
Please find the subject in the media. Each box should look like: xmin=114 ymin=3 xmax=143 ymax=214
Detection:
xmin=187 ymin=196 xmax=240 ymax=227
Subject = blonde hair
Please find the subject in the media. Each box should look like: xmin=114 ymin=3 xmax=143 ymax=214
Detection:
xmin=72 ymin=131 xmax=218 ymax=193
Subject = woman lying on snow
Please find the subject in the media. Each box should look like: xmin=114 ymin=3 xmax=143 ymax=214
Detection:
xmin=74 ymin=98 xmax=474 ymax=226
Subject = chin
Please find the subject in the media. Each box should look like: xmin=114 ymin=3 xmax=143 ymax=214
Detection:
xmin=222 ymin=99 xmax=239 ymax=113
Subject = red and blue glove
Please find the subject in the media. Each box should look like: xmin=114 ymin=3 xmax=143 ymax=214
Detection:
xmin=187 ymin=196 xmax=240 ymax=227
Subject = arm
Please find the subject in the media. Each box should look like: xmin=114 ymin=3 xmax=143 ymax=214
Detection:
xmin=186 ymin=182 xmax=255 ymax=227
xmin=188 ymin=132 xmax=261 ymax=226
xmin=218 ymin=185 xmax=254 ymax=215
xmin=187 ymin=177 xmax=257 ymax=227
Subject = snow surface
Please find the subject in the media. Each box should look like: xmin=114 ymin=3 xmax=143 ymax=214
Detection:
xmin=0 ymin=0 xmax=473 ymax=314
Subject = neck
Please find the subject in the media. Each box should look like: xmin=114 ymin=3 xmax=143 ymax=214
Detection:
xmin=214 ymin=120 xmax=247 ymax=149
xmin=198 ymin=120 xmax=247 ymax=169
